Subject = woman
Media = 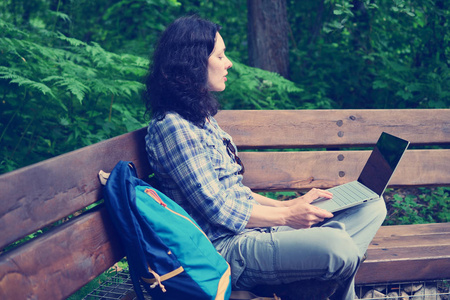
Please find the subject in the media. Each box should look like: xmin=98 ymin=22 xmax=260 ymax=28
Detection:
xmin=144 ymin=15 xmax=386 ymax=300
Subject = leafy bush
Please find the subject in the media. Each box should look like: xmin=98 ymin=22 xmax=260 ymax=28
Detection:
xmin=221 ymin=59 xmax=333 ymax=110
xmin=384 ymin=187 xmax=450 ymax=225
xmin=0 ymin=19 xmax=148 ymax=173
xmin=288 ymin=0 xmax=450 ymax=109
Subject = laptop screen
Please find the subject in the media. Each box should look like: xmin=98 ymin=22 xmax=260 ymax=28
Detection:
xmin=358 ymin=132 xmax=410 ymax=195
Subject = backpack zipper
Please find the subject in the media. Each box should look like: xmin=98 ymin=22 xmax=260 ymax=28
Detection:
xmin=145 ymin=188 xmax=167 ymax=207
xmin=144 ymin=188 xmax=209 ymax=240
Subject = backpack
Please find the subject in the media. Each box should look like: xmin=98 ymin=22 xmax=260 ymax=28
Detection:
xmin=102 ymin=161 xmax=232 ymax=300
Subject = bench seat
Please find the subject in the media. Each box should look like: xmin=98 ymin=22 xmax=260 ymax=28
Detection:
xmin=357 ymin=223 xmax=450 ymax=284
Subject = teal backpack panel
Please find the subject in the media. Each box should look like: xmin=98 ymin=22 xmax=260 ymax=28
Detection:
xmin=103 ymin=161 xmax=232 ymax=300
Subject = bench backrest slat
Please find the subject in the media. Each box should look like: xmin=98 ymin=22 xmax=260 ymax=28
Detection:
xmin=0 ymin=128 xmax=150 ymax=250
xmin=241 ymin=149 xmax=450 ymax=191
xmin=0 ymin=207 xmax=123 ymax=299
xmin=216 ymin=109 xmax=450 ymax=149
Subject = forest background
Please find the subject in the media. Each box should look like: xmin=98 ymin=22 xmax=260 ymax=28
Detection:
xmin=0 ymin=0 xmax=449 ymax=226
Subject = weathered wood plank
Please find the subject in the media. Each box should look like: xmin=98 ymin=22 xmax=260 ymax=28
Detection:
xmin=216 ymin=109 xmax=450 ymax=149
xmin=241 ymin=149 xmax=450 ymax=191
xmin=356 ymin=245 xmax=450 ymax=284
xmin=356 ymin=224 xmax=450 ymax=283
xmin=373 ymin=223 xmax=450 ymax=238
xmin=0 ymin=207 xmax=124 ymax=300
xmin=0 ymin=128 xmax=150 ymax=250
xmin=369 ymin=233 xmax=450 ymax=249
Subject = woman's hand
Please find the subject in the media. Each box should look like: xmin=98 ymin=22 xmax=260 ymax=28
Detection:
xmin=284 ymin=188 xmax=334 ymax=229
xmin=246 ymin=188 xmax=334 ymax=229
xmin=296 ymin=188 xmax=333 ymax=204
xmin=285 ymin=201 xmax=333 ymax=229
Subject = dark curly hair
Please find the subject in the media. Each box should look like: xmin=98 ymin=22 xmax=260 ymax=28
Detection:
xmin=144 ymin=16 xmax=222 ymax=127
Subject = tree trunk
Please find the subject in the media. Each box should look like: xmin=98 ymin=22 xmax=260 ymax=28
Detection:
xmin=247 ymin=0 xmax=290 ymax=78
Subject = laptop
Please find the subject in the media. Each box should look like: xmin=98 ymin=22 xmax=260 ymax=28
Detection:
xmin=312 ymin=132 xmax=410 ymax=213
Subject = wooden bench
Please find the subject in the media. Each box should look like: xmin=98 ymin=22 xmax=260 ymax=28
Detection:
xmin=1 ymin=109 xmax=449 ymax=299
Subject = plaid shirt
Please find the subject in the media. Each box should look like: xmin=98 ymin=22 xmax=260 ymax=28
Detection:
xmin=145 ymin=113 xmax=257 ymax=243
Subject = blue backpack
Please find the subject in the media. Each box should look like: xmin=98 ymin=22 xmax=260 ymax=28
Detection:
xmin=103 ymin=161 xmax=232 ymax=300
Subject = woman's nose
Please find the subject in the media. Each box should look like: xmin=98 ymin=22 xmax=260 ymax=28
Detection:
xmin=226 ymin=58 xmax=233 ymax=69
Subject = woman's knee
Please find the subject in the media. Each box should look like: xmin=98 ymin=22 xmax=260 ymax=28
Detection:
xmin=374 ymin=196 xmax=387 ymax=221
xmin=328 ymin=229 xmax=359 ymax=259
xmin=319 ymin=228 xmax=360 ymax=277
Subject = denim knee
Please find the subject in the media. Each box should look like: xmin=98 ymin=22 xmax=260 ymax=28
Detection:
xmin=320 ymin=226 xmax=360 ymax=280
xmin=374 ymin=196 xmax=387 ymax=223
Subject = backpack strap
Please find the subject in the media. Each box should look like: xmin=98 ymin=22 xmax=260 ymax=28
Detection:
xmin=141 ymin=265 xmax=184 ymax=291
xmin=230 ymin=290 xmax=281 ymax=300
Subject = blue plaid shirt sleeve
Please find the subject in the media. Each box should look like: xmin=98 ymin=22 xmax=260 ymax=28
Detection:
xmin=147 ymin=114 xmax=254 ymax=235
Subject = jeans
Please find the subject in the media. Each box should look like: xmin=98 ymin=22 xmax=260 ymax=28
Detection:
xmin=215 ymin=197 xmax=387 ymax=300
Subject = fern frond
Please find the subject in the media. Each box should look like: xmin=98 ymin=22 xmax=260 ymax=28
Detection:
xmin=0 ymin=69 xmax=54 ymax=97
xmin=57 ymin=32 xmax=87 ymax=47
xmin=85 ymin=42 xmax=115 ymax=67
xmin=49 ymin=11 xmax=71 ymax=23
xmin=224 ymin=60 xmax=304 ymax=110
xmin=113 ymin=80 xmax=145 ymax=97
xmin=121 ymin=54 xmax=150 ymax=68
xmin=43 ymin=75 xmax=90 ymax=103
xmin=118 ymin=54 xmax=149 ymax=76
xmin=0 ymin=19 xmax=29 ymax=37
xmin=88 ymin=78 xmax=143 ymax=98
xmin=87 ymin=78 xmax=116 ymax=95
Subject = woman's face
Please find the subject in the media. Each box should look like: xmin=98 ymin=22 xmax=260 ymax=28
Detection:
xmin=207 ymin=33 xmax=233 ymax=92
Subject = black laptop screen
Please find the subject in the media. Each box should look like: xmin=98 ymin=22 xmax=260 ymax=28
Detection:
xmin=357 ymin=132 xmax=409 ymax=195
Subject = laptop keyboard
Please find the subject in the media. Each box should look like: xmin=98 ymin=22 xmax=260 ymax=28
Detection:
xmin=312 ymin=181 xmax=378 ymax=212
xmin=328 ymin=181 xmax=376 ymax=206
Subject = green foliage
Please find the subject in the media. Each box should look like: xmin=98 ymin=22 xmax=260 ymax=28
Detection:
xmin=259 ymin=191 xmax=299 ymax=201
xmin=221 ymin=60 xmax=333 ymax=110
xmin=0 ymin=18 xmax=148 ymax=173
xmin=288 ymin=0 xmax=450 ymax=109
xmin=98 ymin=0 xmax=181 ymax=56
xmin=384 ymin=187 xmax=450 ymax=225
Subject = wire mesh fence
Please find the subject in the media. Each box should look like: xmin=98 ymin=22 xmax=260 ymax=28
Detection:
xmin=82 ymin=271 xmax=150 ymax=300
xmin=83 ymin=270 xmax=449 ymax=300
xmin=355 ymin=279 xmax=450 ymax=299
